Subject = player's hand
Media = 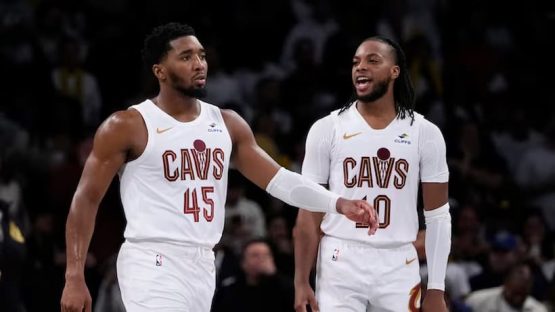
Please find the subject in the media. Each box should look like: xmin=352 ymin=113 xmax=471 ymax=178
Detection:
xmin=61 ymin=276 xmax=92 ymax=312
xmin=422 ymin=289 xmax=448 ymax=312
xmin=336 ymin=198 xmax=378 ymax=235
xmin=294 ymin=282 xmax=319 ymax=312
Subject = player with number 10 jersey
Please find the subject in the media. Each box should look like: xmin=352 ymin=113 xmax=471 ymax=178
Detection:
xmin=302 ymin=106 xmax=448 ymax=248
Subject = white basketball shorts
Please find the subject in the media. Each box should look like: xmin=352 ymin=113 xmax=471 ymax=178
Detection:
xmin=316 ymin=235 xmax=421 ymax=312
xmin=116 ymin=240 xmax=216 ymax=312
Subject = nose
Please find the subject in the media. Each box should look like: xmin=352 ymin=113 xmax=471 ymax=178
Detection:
xmin=355 ymin=62 xmax=367 ymax=72
xmin=193 ymin=55 xmax=206 ymax=70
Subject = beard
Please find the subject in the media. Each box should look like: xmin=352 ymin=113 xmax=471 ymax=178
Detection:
xmin=356 ymin=77 xmax=390 ymax=102
xmin=168 ymin=71 xmax=207 ymax=99
xmin=176 ymin=85 xmax=207 ymax=98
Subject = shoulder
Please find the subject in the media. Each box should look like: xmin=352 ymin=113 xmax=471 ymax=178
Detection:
xmin=99 ymin=109 xmax=144 ymax=134
xmin=220 ymin=108 xmax=252 ymax=144
xmin=220 ymin=108 xmax=247 ymax=130
xmin=310 ymin=111 xmax=338 ymax=131
xmin=92 ymin=108 xmax=146 ymax=153
xmin=411 ymin=113 xmax=444 ymax=139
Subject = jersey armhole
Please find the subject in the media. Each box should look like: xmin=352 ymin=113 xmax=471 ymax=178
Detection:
xmin=124 ymin=106 xmax=152 ymax=167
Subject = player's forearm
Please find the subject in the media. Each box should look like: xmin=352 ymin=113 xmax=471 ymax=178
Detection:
xmin=293 ymin=223 xmax=320 ymax=285
xmin=266 ymin=167 xmax=339 ymax=214
xmin=424 ymin=203 xmax=451 ymax=290
xmin=65 ymin=195 xmax=98 ymax=279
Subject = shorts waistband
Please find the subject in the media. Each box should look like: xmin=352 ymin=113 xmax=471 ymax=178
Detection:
xmin=123 ymin=239 xmax=214 ymax=258
xmin=322 ymin=235 xmax=414 ymax=251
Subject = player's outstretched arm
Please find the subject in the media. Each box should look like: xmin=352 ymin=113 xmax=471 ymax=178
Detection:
xmin=421 ymin=182 xmax=450 ymax=312
xmin=221 ymin=109 xmax=377 ymax=229
xmin=293 ymin=210 xmax=324 ymax=312
xmin=61 ymin=110 xmax=140 ymax=312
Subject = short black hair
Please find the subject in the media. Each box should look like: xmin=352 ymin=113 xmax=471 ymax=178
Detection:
xmin=141 ymin=22 xmax=196 ymax=68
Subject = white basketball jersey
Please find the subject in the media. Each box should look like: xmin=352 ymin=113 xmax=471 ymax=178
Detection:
xmin=302 ymin=104 xmax=448 ymax=247
xmin=119 ymin=99 xmax=232 ymax=248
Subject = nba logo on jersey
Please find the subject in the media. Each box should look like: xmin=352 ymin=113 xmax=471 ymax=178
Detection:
xmin=332 ymin=248 xmax=340 ymax=261
xmin=156 ymin=254 xmax=163 ymax=266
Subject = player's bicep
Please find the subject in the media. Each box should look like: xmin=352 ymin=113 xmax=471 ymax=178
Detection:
xmin=74 ymin=114 xmax=131 ymax=205
xmin=223 ymin=110 xmax=280 ymax=189
xmin=420 ymin=122 xmax=449 ymax=183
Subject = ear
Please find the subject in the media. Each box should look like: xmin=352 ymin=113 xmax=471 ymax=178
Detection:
xmin=391 ymin=65 xmax=400 ymax=79
xmin=152 ymin=64 xmax=166 ymax=81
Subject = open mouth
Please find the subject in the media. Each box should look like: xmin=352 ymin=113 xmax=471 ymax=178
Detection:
xmin=355 ymin=76 xmax=371 ymax=90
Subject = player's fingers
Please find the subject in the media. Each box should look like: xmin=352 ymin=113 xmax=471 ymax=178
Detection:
xmin=309 ymin=295 xmax=320 ymax=312
xmin=61 ymin=303 xmax=75 ymax=312
xmin=365 ymin=205 xmax=378 ymax=235
xmin=356 ymin=201 xmax=371 ymax=214
xmin=85 ymin=299 xmax=92 ymax=312
xmin=294 ymin=302 xmax=308 ymax=312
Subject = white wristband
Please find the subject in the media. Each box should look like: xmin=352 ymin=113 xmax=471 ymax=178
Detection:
xmin=424 ymin=203 xmax=451 ymax=291
xmin=265 ymin=167 xmax=339 ymax=213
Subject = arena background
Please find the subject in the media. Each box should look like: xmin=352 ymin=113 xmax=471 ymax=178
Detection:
xmin=1 ymin=0 xmax=555 ymax=311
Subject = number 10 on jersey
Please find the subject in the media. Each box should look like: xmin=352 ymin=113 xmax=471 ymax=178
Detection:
xmin=184 ymin=187 xmax=215 ymax=222
xmin=356 ymin=195 xmax=391 ymax=229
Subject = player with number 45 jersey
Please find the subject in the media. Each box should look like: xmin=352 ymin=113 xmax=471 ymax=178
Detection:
xmin=61 ymin=23 xmax=379 ymax=312
xmin=294 ymin=36 xmax=451 ymax=312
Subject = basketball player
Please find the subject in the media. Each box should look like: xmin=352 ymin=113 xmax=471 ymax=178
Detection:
xmin=60 ymin=23 xmax=378 ymax=312
xmin=294 ymin=36 xmax=451 ymax=312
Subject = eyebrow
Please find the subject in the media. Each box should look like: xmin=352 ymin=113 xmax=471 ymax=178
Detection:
xmin=353 ymin=53 xmax=383 ymax=59
xmin=177 ymin=48 xmax=206 ymax=56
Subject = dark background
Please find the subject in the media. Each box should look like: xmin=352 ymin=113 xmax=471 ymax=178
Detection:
xmin=1 ymin=0 xmax=555 ymax=311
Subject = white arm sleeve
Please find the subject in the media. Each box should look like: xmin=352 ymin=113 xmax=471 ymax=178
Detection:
xmin=266 ymin=167 xmax=340 ymax=214
xmin=301 ymin=117 xmax=334 ymax=183
xmin=419 ymin=120 xmax=449 ymax=183
xmin=424 ymin=203 xmax=452 ymax=290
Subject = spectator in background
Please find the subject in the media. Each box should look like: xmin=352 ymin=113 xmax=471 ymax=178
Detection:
xmin=266 ymin=214 xmax=294 ymax=277
xmin=212 ymin=239 xmax=295 ymax=312
xmin=451 ymin=204 xmax=488 ymax=279
xmin=466 ymin=261 xmax=548 ymax=312
xmin=521 ymin=209 xmax=555 ymax=281
xmin=221 ymin=170 xmax=266 ymax=255
xmin=203 ymin=45 xmax=245 ymax=111
xmin=470 ymin=231 xmax=520 ymax=291
xmin=51 ymin=37 xmax=102 ymax=131
xmin=447 ymin=119 xmax=508 ymax=206
xmin=0 ymin=153 xmax=30 ymax=235
xmin=491 ymin=105 xmax=545 ymax=176
xmin=0 ymin=199 xmax=26 ymax=312
xmin=515 ymin=120 xmax=555 ymax=231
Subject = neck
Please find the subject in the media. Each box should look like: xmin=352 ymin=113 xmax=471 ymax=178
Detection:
xmin=356 ymin=94 xmax=397 ymax=130
xmin=154 ymin=87 xmax=200 ymax=121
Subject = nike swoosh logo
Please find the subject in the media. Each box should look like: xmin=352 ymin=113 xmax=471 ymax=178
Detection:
xmin=343 ymin=132 xmax=362 ymax=140
xmin=405 ymin=257 xmax=417 ymax=265
xmin=156 ymin=127 xmax=173 ymax=134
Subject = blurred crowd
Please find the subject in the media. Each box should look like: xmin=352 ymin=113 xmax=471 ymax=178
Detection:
xmin=1 ymin=0 xmax=554 ymax=311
